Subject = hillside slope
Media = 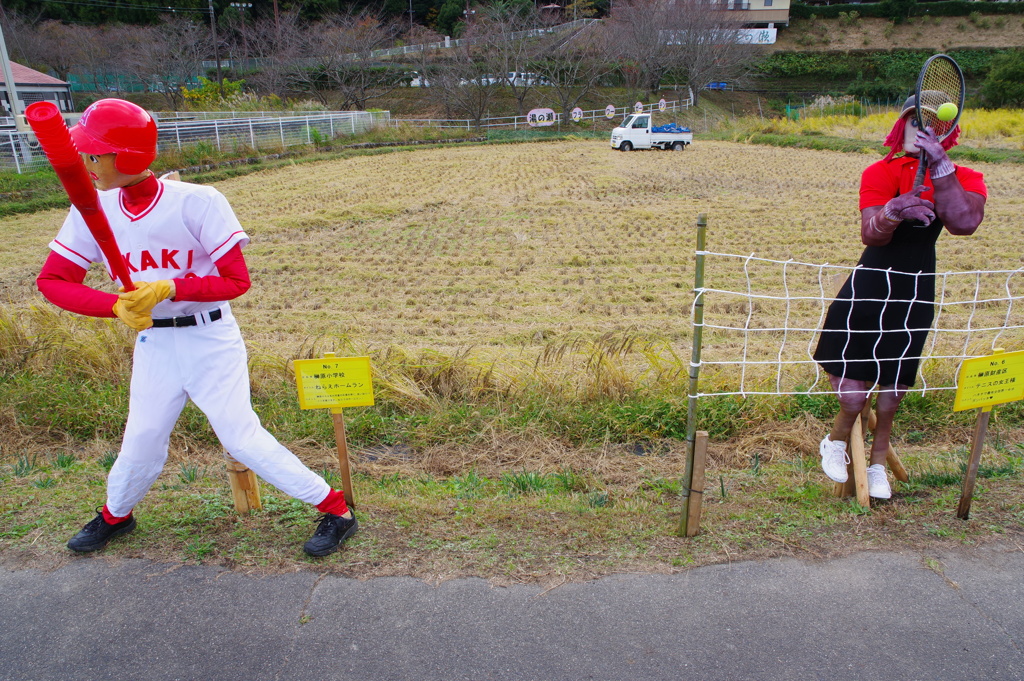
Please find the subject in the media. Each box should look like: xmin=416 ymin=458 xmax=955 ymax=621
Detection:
xmin=773 ymin=15 xmax=1024 ymax=52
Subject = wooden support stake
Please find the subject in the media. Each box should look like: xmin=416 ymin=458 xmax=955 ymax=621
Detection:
xmin=225 ymin=454 xmax=261 ymax=513
xmin=956 ymin=407 xmax=992 ymax=520
xmin=834 ymin=402 xmax=871 ymax=506
xmin=685 ymin=431 xmax=708 ymax=537
xmin=867 ymin=409 xmax=909 ymax=483
xmin=331 ymin=407 xmax=355 ymax=508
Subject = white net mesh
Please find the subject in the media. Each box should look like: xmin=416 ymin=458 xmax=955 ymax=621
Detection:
xmin=694 ymin=251 xmax=1024 ymax=397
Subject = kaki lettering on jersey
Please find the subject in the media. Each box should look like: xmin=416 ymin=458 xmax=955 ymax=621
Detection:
xmin=122 ymin=249 xmax=195 ymax=273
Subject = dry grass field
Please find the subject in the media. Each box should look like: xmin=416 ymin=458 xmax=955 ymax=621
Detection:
xmin=3 ymin=138 xmax=1024 ymax=579
xmin=4 ymin=138 xmax=1023 ymax=391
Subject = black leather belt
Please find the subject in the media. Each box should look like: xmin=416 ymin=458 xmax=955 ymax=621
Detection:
xmin=151 ymin=308 xmax=223 ymax=328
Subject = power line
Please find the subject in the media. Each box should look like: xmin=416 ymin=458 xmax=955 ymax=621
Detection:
xmin=24 ymin=0 xmax=209 ymax=15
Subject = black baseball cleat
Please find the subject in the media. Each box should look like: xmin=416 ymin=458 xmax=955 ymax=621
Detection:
xmin=67 ymin=511 xmax=137 ymax=553
xmin=303 ymin=512 xmax=358 ymax=557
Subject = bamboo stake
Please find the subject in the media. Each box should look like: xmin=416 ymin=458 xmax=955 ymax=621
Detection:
xmin=678 ymin=213 xmax=707 ymax=537
xmin=867 ymin=409 xmax=909 ymax=483
xmin=685 ymin=431 xmax=708 ymax=537
xmin=225 ymin=454 xmax=261 ymax=513
xmin=956 ymin=406 xmax=992 ymax=520
xmin=331 ymin=407 xmax=355 ymax=508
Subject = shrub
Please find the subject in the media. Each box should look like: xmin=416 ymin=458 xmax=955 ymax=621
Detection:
xmin=981 ymin=50 xmax=1024 ymax=107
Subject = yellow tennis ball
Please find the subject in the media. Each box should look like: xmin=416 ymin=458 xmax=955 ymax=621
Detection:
xmin=936 ymin=102 xmax=958 ymax=122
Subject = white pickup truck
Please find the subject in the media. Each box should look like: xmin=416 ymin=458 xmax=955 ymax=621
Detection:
xmin=610 ymin=113 xmax=693 ymax=151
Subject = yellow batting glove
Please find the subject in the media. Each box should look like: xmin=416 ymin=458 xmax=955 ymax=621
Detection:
xmin=112 ymin=299 xmax=153 ymax=332
xmin=117 ymin=280 xmax=174 ymax=315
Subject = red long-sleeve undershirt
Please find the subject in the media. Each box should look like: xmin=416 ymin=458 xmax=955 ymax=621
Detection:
xmin=37 ymin=176 xmax=252 ymax=317
xmin=37 ymin=243 xmax=251 ymax=317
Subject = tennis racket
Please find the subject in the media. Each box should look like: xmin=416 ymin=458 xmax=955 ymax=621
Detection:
xmin=912 ymin=54 xmax=965 ymax=187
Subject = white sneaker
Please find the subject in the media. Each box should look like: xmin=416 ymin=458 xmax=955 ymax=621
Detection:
xmin=867 ymin=464 xmax=892 ymax=499
xmin=820 ymin=436 xmax=850 ymax=483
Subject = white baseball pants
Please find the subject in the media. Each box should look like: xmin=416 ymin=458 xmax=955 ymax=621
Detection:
xmin=106 ymin=306 xmax=330 ymax=517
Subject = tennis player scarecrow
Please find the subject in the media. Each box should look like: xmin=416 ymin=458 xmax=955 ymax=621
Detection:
xmin=813 ymin=94 xmax=987 ymax=499
xmin=36 ymin=99 xmax=357 ymax=556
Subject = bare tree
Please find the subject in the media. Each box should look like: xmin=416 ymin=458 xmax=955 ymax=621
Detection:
xmin=0 ymin=9 xmax=45 ymax=69
xmin=285 ymin=10 xmax=403 ymax=110
xmin=531 ymin=21 xmax=611 ymax=120
xmin=121 ymin=16 xmax=210 ymax=110
xmin=472 ymin=3 xmax=544 ymax=116
xmin=70 ymin=24 xmax=121 ymax=93
xmin=605 ymin=0 xmax=675 ymax=95
xmin=34 ymin=21 xmax=84 ymax=82
xmin=239 ymin=10 xmax=304 ymax=100
xmin=417 ymin=43 xmax=501 ymax=127
xmin=605 ymin=0 xmax=763 ymax=105
xmin=662 ymin=0 xmax=763 ymax=106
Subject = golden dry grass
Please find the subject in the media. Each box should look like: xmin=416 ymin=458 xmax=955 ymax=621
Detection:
xmin=4 ymin=140 xmax=1024 ymax=580
xmin=733 ymin=108 xmax=1024 ymax=151
xmin=6 ymin=139 xmax=1022 ymax=392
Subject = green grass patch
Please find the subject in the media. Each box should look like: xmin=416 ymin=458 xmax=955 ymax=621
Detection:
xmin=2 ymin=432 xmax=1023 ymax=581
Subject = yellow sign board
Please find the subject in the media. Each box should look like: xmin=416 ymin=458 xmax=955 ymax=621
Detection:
xmin=953 ymin=349 xmax=1024 ymax=412
xmin=294 ymin=355 xmax=374 ymax=410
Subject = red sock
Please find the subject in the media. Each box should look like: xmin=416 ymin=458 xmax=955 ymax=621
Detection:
xmin=102 ymin=505 xmax=132 ymax=525
xmin=316 ymin=489 xmax=349 ymax=516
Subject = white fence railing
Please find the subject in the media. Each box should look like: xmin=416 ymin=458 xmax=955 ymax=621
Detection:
xmin=390 ymin=97 xmax=694 ymax=130
xmin=0 ymin=110 xmax=389 ymax=174
xmin=156 ymin=110 xmax=389 ymax=153
xmin=1 ymin=96 xmax=691 ymax=173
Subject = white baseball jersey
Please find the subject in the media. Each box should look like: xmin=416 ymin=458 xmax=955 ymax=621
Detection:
xmin=50 ymin=179 xmax=249 ymax=318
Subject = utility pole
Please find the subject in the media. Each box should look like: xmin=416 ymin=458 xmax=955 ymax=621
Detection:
xmin=208 ymin=0 xmax=223 ymax=97
xmin=230 ymin=2 xmax=252 ymax=69
xmin=0 ymin=23 xmax=23 ymax=125
xmin=272 ymin=0 xmax=280 ymax=41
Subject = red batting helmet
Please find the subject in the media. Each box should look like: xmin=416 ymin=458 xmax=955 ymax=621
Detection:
xmin=71 ymin=98 xmax=158 ymax=175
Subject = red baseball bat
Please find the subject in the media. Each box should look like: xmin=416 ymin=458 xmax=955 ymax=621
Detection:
xmin=26 ymin=102 xmax=135 ymax=291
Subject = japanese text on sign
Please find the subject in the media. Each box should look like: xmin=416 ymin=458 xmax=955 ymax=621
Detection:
xmin=527 ymin=108 xmax=556 ymax=127
xmin=294 ymin=356 xmax=375 ymax=409
xmin=953 ymin=350 xmax=1024 ymax=411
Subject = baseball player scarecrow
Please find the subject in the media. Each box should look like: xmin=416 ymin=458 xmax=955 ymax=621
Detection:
xmin=36 ymin=99 xmax=357 ymax=557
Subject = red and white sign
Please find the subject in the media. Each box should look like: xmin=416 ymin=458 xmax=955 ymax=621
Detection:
xmin=633 ymin=101 xmax=644 ymax=113
xmin=527 ymin=108 xmax=556 ymax=127
xmin=658 ymin=98 xmax=667 ymax=112
xmin=570 ymin=107 xmax=583 ymax=122
xmin=605 ymin=105 xmax=616 ymax=119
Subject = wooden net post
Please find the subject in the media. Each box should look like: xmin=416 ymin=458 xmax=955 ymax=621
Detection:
xmin=678 ymin=213 xmax=707 ymax=536
xmin=225 ymin=454 xmax=261 ymax=513
xmin=834 ymin=400 xmax=871 ymax=507
xmin=684 ymin=431 xmax=708 ymax=537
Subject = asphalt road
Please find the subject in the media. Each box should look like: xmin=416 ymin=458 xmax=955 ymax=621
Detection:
xmin=2 ymin=545 xmax=1023 ymax=681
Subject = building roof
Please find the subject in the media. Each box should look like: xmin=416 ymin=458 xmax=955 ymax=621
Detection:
xmin=0 ymin=61 xmax=68 ymax=86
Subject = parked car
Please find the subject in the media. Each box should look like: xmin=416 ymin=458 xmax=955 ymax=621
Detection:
xmin=408 ymin=71 xmax=430 ymax=87
xmin=459 ymin=74 xmax=501 ymax=86
xmin=507 ymin=72 xmax=550 ymax=86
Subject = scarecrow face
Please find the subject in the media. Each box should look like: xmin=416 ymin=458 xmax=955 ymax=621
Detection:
xmin=81 ymin=153 xmax=145 ymax=191
xmin=902 ymin=116 xmax=921 ymax=156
